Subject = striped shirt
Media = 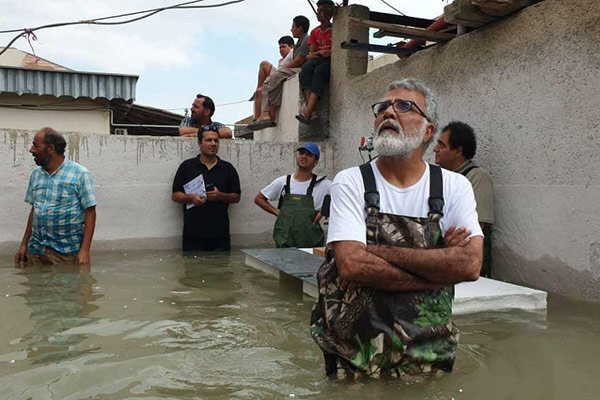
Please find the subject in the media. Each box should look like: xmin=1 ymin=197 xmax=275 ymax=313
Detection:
xmin=25 ymin=159 xmax=97 ymax=255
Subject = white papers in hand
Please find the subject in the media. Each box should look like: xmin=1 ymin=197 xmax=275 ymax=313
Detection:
xmin=183 ymin=174 xmax=206 ymax=209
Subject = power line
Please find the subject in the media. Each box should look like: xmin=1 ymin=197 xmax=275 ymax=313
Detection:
xmin=379 ymin=0 xmax=406 ymax=16
xmin=0 ymin=0 xmax=245 ymax=58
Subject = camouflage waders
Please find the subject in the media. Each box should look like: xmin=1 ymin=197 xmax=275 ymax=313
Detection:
xmin=273 ymin=174 xmax=325 ymax=248
xmin=310 ymin=163 xmax=459 ymax=379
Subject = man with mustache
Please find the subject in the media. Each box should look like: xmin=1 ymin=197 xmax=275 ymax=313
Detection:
xmin=15 ymin=127 xmax=97 ymax=266
xmin=310 ymin=79 xmax=483 ymax=379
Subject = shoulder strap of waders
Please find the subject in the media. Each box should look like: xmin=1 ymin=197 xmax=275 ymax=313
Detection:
xmin=277 ymin=175 xmax=292 ymax=209
xmin=460 ymin=165 xmax=479 ymax=177
xmin=428 ymin=164 xmax=444 ymax=221
xmin=306 ymin=175 xmax=327 ymax=196
xmin=359 ymin=162 xmax=379 ymax=213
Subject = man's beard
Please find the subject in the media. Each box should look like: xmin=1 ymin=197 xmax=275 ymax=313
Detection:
xmin=33 ymin=151 xmax=50 ymax=167
xmin=373 ymin=118 xmax=427 ymax=158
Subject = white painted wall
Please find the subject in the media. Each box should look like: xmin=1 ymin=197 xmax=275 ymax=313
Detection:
xmin=0 ymin=130 xmax=335 ymax=253
xmin=0 ymin=94 xmax=110 ymax=134
xmin=329 ymin=0 xmax=600 ymax=301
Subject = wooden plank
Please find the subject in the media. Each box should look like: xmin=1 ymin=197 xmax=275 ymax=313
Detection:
xmin=369 ymin=11 xmax=435 ymax=29
xmin=340 ymin=41 xmax=422 ymax=56
xmin=350 ymin=18 xmax=455 ymax=42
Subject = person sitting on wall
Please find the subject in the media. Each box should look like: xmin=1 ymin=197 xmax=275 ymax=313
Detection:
xmin=310 ymin=78 xmax=483 ymax=379
xmin=15 ymin=127 xmax=97 ymax=266
xmin=250 ymin=35 xmax=295 ymax=122
xmin=296 ymin=0 xmax=335 ymax=124
xmin=434 ymin=121 xmax=494 ymax=277
xmin=247 ymin=15 xmax=311 ymax=131
xmin=171 ymin=125 xmax=241 ymax=251
xmin=179 ymin=94 xmax=232 ymax=139
xmin=254 ymin=142 xmax=332 ymax=248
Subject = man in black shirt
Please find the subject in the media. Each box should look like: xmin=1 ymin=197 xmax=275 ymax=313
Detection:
xmin=171 ymin=126 xmax=241 ymax=251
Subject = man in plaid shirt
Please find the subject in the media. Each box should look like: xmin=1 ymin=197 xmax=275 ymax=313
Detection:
xmin=15 ymin=127 xmax=97 ymax=266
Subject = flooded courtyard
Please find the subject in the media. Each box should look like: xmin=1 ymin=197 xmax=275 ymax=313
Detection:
xmin=1 ymin=250 xmax=599 ymax=399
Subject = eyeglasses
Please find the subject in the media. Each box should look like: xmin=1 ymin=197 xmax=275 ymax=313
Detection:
xmin=371 ymin=99 xmax=431 ymax=122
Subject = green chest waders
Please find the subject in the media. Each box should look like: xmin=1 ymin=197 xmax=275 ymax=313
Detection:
xmin=273 ymin=175 xmax=325 ymax=248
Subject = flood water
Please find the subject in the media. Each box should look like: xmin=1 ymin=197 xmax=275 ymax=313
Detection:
xmin=1 ymin=250 xmax=599 ymax=400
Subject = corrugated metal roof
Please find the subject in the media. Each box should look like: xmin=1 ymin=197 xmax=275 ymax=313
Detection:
xmin=0 ymin=66 xmax=138 ymax=101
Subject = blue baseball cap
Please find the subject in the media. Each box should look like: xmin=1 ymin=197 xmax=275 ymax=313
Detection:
xmin=297 ymin=142 xmax=320 ymax=159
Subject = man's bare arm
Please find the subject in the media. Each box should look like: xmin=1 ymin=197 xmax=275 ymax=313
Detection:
xmin=75 ymin=206 xmax=96 ymax=265
xmin=254 ymin=192 xmax=279 ymax=217
xmin=15 ymin=207 xmax=34 ymax=264
xmin=366 ymin=236 xmax=483 ymax=285
xmin=334 ymin=241 xmax=442 ymax=292
xmin=284 ymin=55 xmax=307 ymax=69
xmin=218 ymin=127 xmax=232 ymax=139
xmin=178 ymin=127 xmax=198 ymax=137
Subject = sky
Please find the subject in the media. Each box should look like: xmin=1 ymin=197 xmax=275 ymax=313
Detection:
xmin=0 ymin=0 xmax=449 ymax=126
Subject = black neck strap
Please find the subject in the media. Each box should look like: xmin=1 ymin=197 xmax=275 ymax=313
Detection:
xmin=359 ymin=162 xmax=444 ymax=220
xmin=460 ymin=164 xmax=479 ymax=177
xmin=428 ymin=164 xmax=444 ymax=221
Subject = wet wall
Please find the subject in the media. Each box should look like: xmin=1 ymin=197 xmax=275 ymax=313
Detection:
xmin=0 ymin=130 xmax=335 ymax=253
xmin=329 ymin=0 xmax=600 ymax=301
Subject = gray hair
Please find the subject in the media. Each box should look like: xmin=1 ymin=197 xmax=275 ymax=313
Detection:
xmin=386 ymin=78 xmax=439 ymax=149
xmin=39 ymin=127 xmax=66 ymax=155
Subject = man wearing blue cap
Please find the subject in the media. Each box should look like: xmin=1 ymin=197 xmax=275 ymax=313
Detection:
xmin=254 ymin=142 xmax=331 ymax=248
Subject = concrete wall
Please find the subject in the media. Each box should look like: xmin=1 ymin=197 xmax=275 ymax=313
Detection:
xmin=0 ymin=94 xmax=110 ymax=134
xmin=329 ymin=0 xmax=600 ymax=301
xmin=254 ymin=74 xmax=330 ymax=143
xmin=0 ymin=129 xmax=335 ymax=253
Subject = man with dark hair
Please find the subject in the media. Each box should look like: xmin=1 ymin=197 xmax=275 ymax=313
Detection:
xmin=171 ymin=127 xmax=241 ymax=251
xmin=296 ymin=0 xmax=335 ymax=124
xmin=15 ymin=127 xmax=97 ymax=266
xmin=434 ymin=121 xmax=494 ymax=277
xmin=179 ymin=94 xmax=232 ymax=139
xmin=251 ymin=35 xmax=295 ymax=121
xmin=248 ymin=15 xmax=310 ymax=131
xmin=254 ymin=142 xmax=332 ymax=248
xmin=310 ymin=79 xmax=482 ymax=379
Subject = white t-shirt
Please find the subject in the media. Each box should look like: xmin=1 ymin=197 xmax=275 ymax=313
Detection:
xmin=327 ymin=160 xmax=483 ymax=245
xmin=271 ymin=51 xmax=294 ymax=73
xmin=261 ymin=175 xmax=332 ymax=211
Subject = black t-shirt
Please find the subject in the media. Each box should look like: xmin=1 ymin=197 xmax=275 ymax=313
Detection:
xmin=172 ymin=156 xmax=241 ymax=239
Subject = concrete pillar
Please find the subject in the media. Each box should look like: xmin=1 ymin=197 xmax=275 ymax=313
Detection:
xmin=331 ymin=5 xmax=370 ymax=78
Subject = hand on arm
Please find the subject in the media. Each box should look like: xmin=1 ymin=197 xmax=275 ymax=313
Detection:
xmin=307 ymin=43 xmax=321 ymax=60
xmin=334 ymin=241 xmax=443 ymax=292
xmin=14 ymin=207 xmax=34 ymax=265
xmin=172 ymin=191 xmax=206 ymax=207
xmin=75 ymin=206 xmax=96 ymax=266
xmin=366 ymin=236 xmax=483 ymax=285
xmin=206 ymin=187 xmax=240 ymax=204
xmin=218 ymin=127 xmax=232 ymax=139
xmin=254 ymin=192 xmax=279 ymax=217
xmin=284 ymin=55 xmax=306 ymax=69
xmin=179 ymin=127 xmax=199 ymax=137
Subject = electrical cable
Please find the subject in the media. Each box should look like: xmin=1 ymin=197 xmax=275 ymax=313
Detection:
xmin=306 ymin=0 xmax=318 ymax=16
xmin=0 ymin=0 xmax=245 ymax=57
xmin=379 ymin=0 xmax=406 ymax=16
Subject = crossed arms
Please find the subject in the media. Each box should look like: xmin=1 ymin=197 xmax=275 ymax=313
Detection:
xmin=334 ymin=228 xmax=482 ymax=292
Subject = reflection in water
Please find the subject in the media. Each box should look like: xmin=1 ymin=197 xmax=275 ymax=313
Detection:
xmin=17 ymin=264 xmax=101 ymax=364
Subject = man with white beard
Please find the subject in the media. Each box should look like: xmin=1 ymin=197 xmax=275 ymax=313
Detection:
xmin=310 ymin=79 xmax=483 ymax=380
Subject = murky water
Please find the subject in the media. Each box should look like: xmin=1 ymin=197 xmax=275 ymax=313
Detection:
xmin=1 ymin=250 xmax=599 ymax=399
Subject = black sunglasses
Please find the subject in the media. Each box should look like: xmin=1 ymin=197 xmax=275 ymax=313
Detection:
xmin=371 ymin=99 xmax=431 ymax=122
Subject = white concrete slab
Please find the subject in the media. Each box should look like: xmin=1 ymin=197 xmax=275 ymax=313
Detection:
xmin=253 ymin=248 xmax=548 ymax=315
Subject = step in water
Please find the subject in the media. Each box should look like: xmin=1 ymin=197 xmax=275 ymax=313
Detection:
xmin=242 ymin=248 xmax=547 ymax=315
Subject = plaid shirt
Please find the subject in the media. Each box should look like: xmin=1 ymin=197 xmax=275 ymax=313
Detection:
xmin=25 ymin=159 xmax=97 ymax=255
xmin=179 ymin=117 xmax=226 ymax=130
